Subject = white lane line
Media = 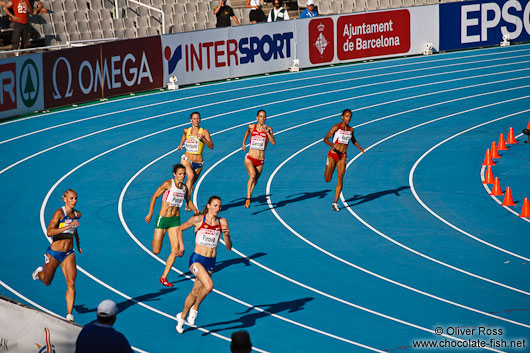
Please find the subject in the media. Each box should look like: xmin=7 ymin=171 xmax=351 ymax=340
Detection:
xmin=340 ymin=99 xmax=530 ymax=295
xmin=119 ymin=118 xmax=506 ymax=353
xmin=412 ymin=124 xmax=530 ymax=231
xmin=0 ymin=280 xmax=148 ymax=353
xmin=2 ymin=53 xmax=530 ymax=145
xmin=4 ymin=67 xmax=528 ymax=178
xmin=2 ymin=43 xmax=527 ymax=128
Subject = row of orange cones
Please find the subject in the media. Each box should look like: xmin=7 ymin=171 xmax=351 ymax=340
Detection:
xmin=482 ymin=126 xmax=530 ymax=218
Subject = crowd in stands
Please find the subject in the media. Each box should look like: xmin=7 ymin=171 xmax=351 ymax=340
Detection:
xmin=0 ymin=0 xmax=455 ymax=53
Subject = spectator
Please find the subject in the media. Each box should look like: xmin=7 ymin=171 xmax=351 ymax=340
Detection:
xmin=267 ymin=0 xmax=289 ymax=22
xmin=300 ymin=0 xmax=318 ymax=18
xmin=245 ymin=0 xmax=265 ymax=24
xmin=214 ymin=0 xmax=240 ymax=27
xmin=3 ymin=0 xmax=31 ymax=51
xmin=231 ymin=330 xmax=252 ymax=353
xmin=74 ymin=299 xmax=133 ymax=353
xmin=29 ymin=0 xmax=47 ymax=14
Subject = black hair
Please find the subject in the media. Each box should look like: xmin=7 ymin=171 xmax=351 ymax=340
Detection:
xmin=230 ymin=330 xmax=252 ymax=353
xmin=257 ymin=109 xmax=266 ymax=117
xmin=190 ymin=111 xmax=200 ymax=119
xmin=173 ymin=163 xmax=186 ymax=174
xmin=342 ymin=109 xmax=352 ymax=117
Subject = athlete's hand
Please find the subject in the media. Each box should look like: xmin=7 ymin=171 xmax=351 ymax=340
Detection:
xmin=242 ymin=143 xmax=246 ymax=151
xmin=359 ymin=147 xmax=365 ymax=154
xmin=176 ymin=247 xmax=185 ymax=257
xmin=78 ymin=247 xmax=83 ymax=254
xmin=177 ymin=145 xmax=183 ymax=150
xmin=145 ymin=214 xmax=152 ymax=223
xmin=67 ymin=220 xmax=79 ymax=229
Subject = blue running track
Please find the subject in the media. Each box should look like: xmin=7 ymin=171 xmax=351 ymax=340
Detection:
xmin=1 ymin=44 xmax=530 ymax=353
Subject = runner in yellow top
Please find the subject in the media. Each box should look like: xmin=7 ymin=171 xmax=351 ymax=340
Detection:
xmin=177 ymin=112 xmax=214 ymax=211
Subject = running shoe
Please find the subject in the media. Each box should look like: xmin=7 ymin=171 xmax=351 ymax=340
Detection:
xmin=176 ymin=313 xmax=185 ymax=334
xmin=66 ymin=314 xmax=74 ymax=322
xmin=32 ymin=266 xmax=43 ymax=280
xmin=159 ymin=277 xmax=174 ymax=287
xmin=187 ymin=308 xmax=198 ymax=325
xmin=244 ymin=198 xmax=251 ymax=208
xmin=331 ymin=203 xmax=340 ymax=212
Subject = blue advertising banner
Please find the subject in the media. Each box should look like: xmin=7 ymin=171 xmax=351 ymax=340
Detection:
xmin=440 ymin=0 xmax=530 ymax=51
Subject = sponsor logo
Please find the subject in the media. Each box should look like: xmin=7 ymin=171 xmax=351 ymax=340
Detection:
xmin=460 ymin=0 xmax=530 ymax=43
xmin=164 ymin=32 xmax=294 ymax=75
xmin=309 ymin=18 xmax=334 ymax=64
xmin=35 ymin=328 xmax=55 ymax=353
xmin=19 ymin=58 xmax=40 ymax=108
xmin=0 ymin=63 xmax=16 ymax=112
xmin=337 ymin=10 xmax=410 ymax=60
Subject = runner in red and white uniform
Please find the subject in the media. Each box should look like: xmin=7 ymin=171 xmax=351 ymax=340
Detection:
xmin=174 ymin=196 xmax=232 ymax=333
xmin=323 ymin=109 xmax=364 ymax=212
xmin=241 ymin=109 xmax=275 ymax=208
xmin=145 ymin=164 xmax=198 ymax=287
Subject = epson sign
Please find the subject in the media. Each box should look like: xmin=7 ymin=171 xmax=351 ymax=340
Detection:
xmin=440 ymin=0 xmax=530 ymax=50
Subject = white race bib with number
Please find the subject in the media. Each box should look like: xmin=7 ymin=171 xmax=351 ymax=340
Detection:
xmin=336 ymin=130 xmax=352 ymax=145
xmin=250 ymin=135 xmax=265 ymax=150
xmin=196 ymin=228 xmax=221 ymax=248
xmin=185 ymin=138 xmax=199 ymax=153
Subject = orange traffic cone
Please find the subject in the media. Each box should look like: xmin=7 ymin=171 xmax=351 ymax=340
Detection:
xmin=491 ymin=141 xmax=500 ymax=158
xmin=482 ymin=148 xmax=495 ymax=166
xmin=502 ymin=186 xmax=516 ymax=206
xmin=490 ymin=177 xmax=503 ymax=196
xmin=520 ymin=197 xmax=530 ymax=217
xmin=498 ymin=133 xmax=508 ymax=151
xmin=483 ymin=165 xmax=494 ymax=184
xmin=507 ymin=127 xmax=517 ymax=144
xmin=527 ymin=117 xmax=530 ymax=130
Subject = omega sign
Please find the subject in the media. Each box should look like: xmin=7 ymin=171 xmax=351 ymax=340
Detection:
xmin=43 ymin=37 xmax=163 ymax=109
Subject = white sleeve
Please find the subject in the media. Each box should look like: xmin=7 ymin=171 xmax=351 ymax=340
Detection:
xmin=284 ymin=9 xmax=289 ymax=20
xmin=267 ymin=10 xmax=272 ymax=22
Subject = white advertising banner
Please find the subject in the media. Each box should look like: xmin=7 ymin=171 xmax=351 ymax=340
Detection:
xmin=0 ymin=53 xmax=44 ymax=120
xmin=295 ymin=5 xmax=439 ymax=68
xmin=0 ymin=297 xmax=81 ymax=353
xmin=161 ymin=21 xmax=296 ymax=85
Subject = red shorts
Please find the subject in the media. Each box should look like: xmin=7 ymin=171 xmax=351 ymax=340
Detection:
xmin=246 ymin=154 xmax=265 ymax=167
xmin=328 ymin=149 xmax=347 ymax=163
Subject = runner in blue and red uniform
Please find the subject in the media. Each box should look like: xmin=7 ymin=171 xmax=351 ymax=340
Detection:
xmin=323 ymin=109 xmax=365 ymax=212
xmin=32 ymin=189 xmax=82 ymax=322
xmin=174 ymin=196 xmax=232 ymax=333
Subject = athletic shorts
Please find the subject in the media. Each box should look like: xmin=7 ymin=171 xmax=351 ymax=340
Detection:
xmin=327 ymin=149 xmax=347 ymax=163
xmin=181 ymin=154 xmax=203 ymax=170
xmin=246 ymin=154 xmax=265 ymax=167
xmin=249 ymin=8 xmax=265 ymax=22
xmin=189 ymin=252 xmax=216 ymax=273
xmin=155 ymin=215 xmax=181 ymax=229
xmin=45 ymin=246 xmax=75 ymax=264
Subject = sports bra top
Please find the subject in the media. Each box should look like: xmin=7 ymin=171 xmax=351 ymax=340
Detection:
xmin=195 ymin=215 xmax=222 ymax=249
xmin=332 ymin=123 xmax=353 ymax=145
xmin=162 ymin=180 xmax=186 ymax=208
xmin=184 ymin=127 xmax=205 ymax=155
xmin=249 ymin=125 xmax=268 ymax=151
xmin=54 ymin=206 xmax=79 ymax=240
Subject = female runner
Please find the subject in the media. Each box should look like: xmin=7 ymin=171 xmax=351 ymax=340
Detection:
xmin=175 ymin=196 xmax=232 ymax=333
xmin=145 ymin=164 xmax=198 ymax=287
xmin=241 ymin=109 xmax=275 ymax=208
xmin=177 ymin=112 xmax=214 ymax=211
xmin=32 ymin=189 xmax=82 ymax=322
xmin=323 ymin=109 xmax=364 ymax=212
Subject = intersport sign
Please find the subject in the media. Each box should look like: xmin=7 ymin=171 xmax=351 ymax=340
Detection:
xmin=440 ymin=0 xmax=530 ymax=50
xmin=43 ymin=37 xmax=163 ymax=109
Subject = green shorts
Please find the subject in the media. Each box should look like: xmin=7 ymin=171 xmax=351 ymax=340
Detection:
xmin=155 ymin=215 xmax=180 ymax=230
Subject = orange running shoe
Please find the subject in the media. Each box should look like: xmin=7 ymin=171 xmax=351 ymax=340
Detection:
xmin=244 ymin=198 xmax=251 ymax=208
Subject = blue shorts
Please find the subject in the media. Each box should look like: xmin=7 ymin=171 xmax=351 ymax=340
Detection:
xmin=189 ymin=252 xmax=216 ymax=273
xmin=181 ymin=155 xmax=204 ymax=170
xmin=46 ymin=246 xmax=75 ymax=264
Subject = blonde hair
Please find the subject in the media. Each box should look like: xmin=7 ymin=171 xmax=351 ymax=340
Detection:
xmin=62 ymin=189 xmax=77 ymax=199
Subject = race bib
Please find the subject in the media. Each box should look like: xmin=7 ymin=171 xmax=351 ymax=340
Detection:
xmin=185 ymin=137 xmax=199 ymax=153
xmin=336 ymin=130 xmax=352 ymax=145
xmin=59 ymin=219 xmax=77 ymax=234
xmin=196 ymin=229 xmax=220 ymax=248
xmin=168 ymin=190 xmax=185 ymax=207
xmin=250 ymin=135 xmax=265 ymax=150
